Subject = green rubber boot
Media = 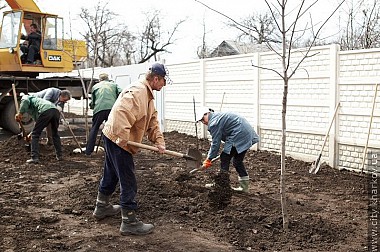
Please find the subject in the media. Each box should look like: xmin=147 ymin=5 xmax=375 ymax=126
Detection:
xmin=233 ymin=176 xmax=249 ymax=193
xmin=120 ymin=209 xmax=154 ymax=235
xmin=93 ymin=192 xmax=121 ymax=220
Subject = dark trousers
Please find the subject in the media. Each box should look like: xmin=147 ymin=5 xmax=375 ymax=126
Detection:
xmin=30 ymin=109 xmax=62 ymax=160
xmin=99 ymin=136 xmax=137 ymax=210
xmin=21 ymin=45 xmax=39 ymax=63
xmin=85 ymin=110 xmax=110 ymax=155
xmin=46 ymin=123 xmax=53 ymax=144
xmin=220 ymin=147 xmax=248 ymax=177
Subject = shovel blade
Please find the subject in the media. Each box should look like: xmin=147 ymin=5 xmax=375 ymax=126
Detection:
xmin=186 ymin=148 xmax=202 ymax=170
xmin=309 ymin=155 xmax=322 ymax=174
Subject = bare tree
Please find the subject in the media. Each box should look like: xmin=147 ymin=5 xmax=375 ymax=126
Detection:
xmin=196 ymin=0 xmax=344 ymax=231
xmin=136 ymin=10 xmax=185 ymax=63
xmin=197 ymin=16 xmax=212 ymax=59
xmin=66 ymin=10 xmax=96 ymax=142
xmin=0 ymin=1 xmax=6 ymax=10
xmin=194 ymin=2 xmax=280 ymax=45
xmin=232 ymin=11 xmax=281 ymax=44
xmin=79 ymin=3 xmax=185 ymax=65
xmin=361 ymin=4 xmax=380 ymax=48
xmin=98 ymin=25 xmax=136 ymax=66
xmin=338 ymin=0 xmax=380 ymax=50
xmin=119 ymin=30 xmax=136 ymax=65
xmin=257 ymin=0 xmax=344 ymax=231
xmin=79 ymin=1 xmax=135 ymax=67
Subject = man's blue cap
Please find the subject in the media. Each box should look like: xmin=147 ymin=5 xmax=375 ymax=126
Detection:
xmin=150 ymin=63 xmax=166 ymax=76
xmin=149 ymin=62 xmax=173 ymax=84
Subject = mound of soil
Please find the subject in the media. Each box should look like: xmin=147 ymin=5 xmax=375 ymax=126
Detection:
xmin=0 ymin=131 xmax=368 ymax=251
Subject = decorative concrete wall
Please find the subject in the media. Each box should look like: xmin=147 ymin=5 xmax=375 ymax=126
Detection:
xmin=71 ymin=44 xmax=380 ymax=173
xmin=164 ymin=44 xmax=380 ymax=173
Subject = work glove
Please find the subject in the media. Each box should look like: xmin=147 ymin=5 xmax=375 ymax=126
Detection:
xmin=202 ymin=159 xmax=212 ymax=170
xmin=24 ymin=133 xmax=31 ymax=142
xmin=60 ymin=118 xmax=69 ymax=127
xmin=15 ymin=113 xmax=23 ymax=122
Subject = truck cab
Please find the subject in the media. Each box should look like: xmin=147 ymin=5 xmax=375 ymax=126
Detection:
xmin=0 ymin=0 xmax=89 ymax=134
xmin=0 ymin=9 xmax=86 ymax=77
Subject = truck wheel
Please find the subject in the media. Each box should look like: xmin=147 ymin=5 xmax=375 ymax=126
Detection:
xmin=0 ymin=100 xmax=34 ymax=134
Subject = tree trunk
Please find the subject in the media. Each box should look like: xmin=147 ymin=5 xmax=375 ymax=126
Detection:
xmin=281 ymin=78 xmax=289 ymax=231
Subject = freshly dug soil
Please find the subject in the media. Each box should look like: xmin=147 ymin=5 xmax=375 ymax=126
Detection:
xmin=0 ymin=130 xmax=368 ymax=251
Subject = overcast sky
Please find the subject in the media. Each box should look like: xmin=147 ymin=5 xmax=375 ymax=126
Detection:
xmin=33 ymin=0 xmax=268 ymax=63
xmin=5 ymin=0 xmax=343 ymax=64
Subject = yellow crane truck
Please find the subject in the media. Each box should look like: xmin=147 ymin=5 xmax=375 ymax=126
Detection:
xmin=0 ymin=0 xmax=90 ymax=134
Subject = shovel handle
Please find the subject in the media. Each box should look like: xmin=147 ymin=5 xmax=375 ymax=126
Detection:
xmin=60 ymin=112 xmax=82 ymax=151
xmin=12 ymin=84 xmax=19 ymax=112
xmin=309 ymin=102 xmax=340 ymax=174
xmin=11 ymin=84 xmax=27 ymax=137
xmin=127 ymin=141 xmax=193 ymax=159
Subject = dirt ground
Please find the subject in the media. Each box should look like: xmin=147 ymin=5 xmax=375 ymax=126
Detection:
xmin=0 ymin=127 xmax=368 ymax=252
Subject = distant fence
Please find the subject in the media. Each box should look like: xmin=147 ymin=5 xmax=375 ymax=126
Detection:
xmin=164 ymin=44 xmax=380 ymax=173
xmin=57 ymin=44 xmax=380 ymax=173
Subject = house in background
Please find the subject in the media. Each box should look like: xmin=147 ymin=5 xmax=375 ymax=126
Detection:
xmin=210 ymin=40 xmax=280 ymax=57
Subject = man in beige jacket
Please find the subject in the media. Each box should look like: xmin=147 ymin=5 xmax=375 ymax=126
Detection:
xmin=92 ymin=62 xmax=171 ymax=236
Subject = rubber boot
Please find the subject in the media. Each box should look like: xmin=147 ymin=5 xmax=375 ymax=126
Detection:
xmin=120 ymin=209 xmax=154 ymax=235
xmin=205 ymin=183 xmax=215 ymax=188
xmin=26 ymin=158 xmax=39 ymax=164
xmin=27 ymin=136 xmax=40 ymax=164
xmin=93 ymin=192 xmax=121 ymax=220
xmin=233 ymin=176 xmax=249 ymax=193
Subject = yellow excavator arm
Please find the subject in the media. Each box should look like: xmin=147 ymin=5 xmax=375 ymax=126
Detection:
xmin=5 ymin=0 xmax=41 ymax=12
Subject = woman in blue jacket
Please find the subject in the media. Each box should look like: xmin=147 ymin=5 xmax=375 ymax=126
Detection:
xmin=196 ymin=107 xmax=259 ymax=193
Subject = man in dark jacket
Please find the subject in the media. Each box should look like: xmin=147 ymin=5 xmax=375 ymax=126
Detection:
xmin=34 ymin=87 xmax=71 ymax=110
xmin=33 ymin=88 xmax=71 ymax=145
xmin=20 ymin=23 xmax=41 ymax=64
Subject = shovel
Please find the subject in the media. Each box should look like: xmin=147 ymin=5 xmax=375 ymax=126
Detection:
xmin=60 ymin=111 xmax=83 ymax=152
xmin=12 ymin=83 xmax=30 ymax=144
xmin=173 ymin=148 xmax=204 ymax=182
xmin=186 ymin=148 xmax=203 ymax=170
xmin=309 ymin=102 xmax=340 ymax=174
xmin=127 ymin=141 xmax=199 ymax=161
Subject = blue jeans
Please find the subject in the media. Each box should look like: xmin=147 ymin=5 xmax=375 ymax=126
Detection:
xmin=99 ymin=136 xmax=138 ymax=210
xmin=220 ymin=147 xmax=248 ymax=177
xmin=85 ymin=109 xmax=110 ymax=155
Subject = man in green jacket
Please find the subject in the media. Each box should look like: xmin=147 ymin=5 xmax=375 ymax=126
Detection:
xmin=85 ymin=73 xmax=122 ymax=156
xmin=15 ymin=95 xmax=62 ymax=164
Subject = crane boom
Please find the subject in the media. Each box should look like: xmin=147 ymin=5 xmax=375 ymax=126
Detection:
xmin=5 ymin=0 xmax=41 ymax=12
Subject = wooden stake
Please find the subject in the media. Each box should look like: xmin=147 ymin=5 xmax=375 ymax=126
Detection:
xmin=361 ymin=83 xmax=379 ymax=173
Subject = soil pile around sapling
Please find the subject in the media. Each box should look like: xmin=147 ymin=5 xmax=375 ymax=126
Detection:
xmin=208 ymin=171 xmax=233 ymax=209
